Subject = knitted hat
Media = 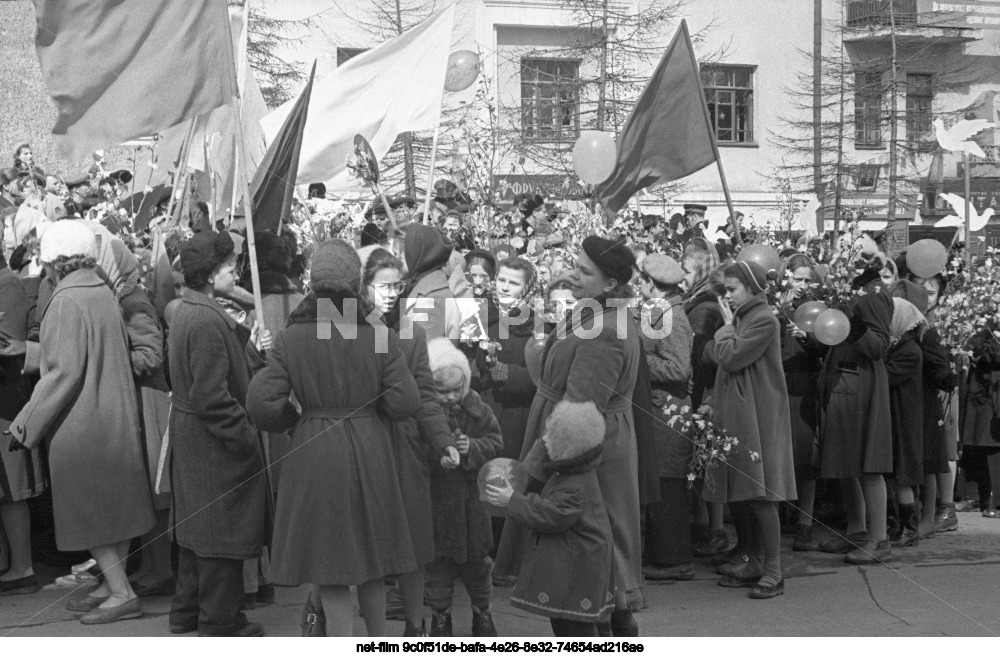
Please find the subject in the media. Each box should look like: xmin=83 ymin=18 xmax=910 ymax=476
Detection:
xmin=735 ymin=259 xmax=768 ymax=294
xmin=309 ymin=238 xmax=361 ymax=293
xmin=39 ymin=219 xmax=98 ymax=263
xmin=542 ymin=400 xmax=605 ymax=461
xmin=426 ymin=337 xmax=471 ymax=398
xmin=642 ymin=253 xmax=684 ymax=287
xmin=581 ymin=235 xmax=636 ymax=285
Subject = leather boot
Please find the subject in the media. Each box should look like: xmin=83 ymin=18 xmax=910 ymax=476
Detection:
xmin=610 ymin=609 xmax=638 ymax=637
xmin=891 ymin=503 xmax=919 ymax=548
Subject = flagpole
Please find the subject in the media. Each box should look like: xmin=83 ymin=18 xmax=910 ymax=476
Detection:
xmin=422 ymin=95 xmax=445 ymax=223
xmin=229 ymin=130 xmax=240 ymax=227
xmin=166 ymin=119 xmax=198 ymax=223
xmin=232 ymin=98 xmax=267 ymax=335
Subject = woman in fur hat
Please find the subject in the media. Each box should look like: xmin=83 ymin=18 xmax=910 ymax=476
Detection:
xmin=247 ymin=239 xmax=421 ymax=637
xmin=488 ymin=400 xmax=614 ymax=637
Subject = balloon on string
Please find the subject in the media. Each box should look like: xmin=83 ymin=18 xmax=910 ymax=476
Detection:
xmin=444 ymin=50 xmax=480 ymax=92
xmin=793 ymin=301 xmax=828 ymax=333
xmin=906 ymin=239 xmax=949 ymax=279
xmin=813 ymin=309 xmax=851 ymax=346
xmin=478 ymin=458 xmax=529 ymax=516
xmin=572 ymin=131 xmax=617 ymax=185
xmin=736 ymin=243 xmax=782 ymax=275
xmin=524 ymin=336 xmax=547 ymax=385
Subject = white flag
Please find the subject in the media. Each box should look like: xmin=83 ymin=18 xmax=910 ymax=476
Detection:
xmin=261 ymin=4 xmax=455 ymax=186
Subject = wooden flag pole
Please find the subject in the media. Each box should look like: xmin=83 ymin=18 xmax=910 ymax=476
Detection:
xmin=165 ymin=119 xmax=198 ymax=224
xmin=964 ymin=150 xmax=972 ymax=269
xmin=232 ymin=98 xmax=266 ymax=335
xmin=421 ymin=94 xmax=446 ymax=224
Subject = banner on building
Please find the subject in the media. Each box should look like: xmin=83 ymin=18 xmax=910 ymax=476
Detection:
xmin=492 ymin=174 xmax=588 ymax=204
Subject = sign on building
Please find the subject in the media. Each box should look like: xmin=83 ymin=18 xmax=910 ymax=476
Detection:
xmin=492 ymin=174 xmax=587 ymax=204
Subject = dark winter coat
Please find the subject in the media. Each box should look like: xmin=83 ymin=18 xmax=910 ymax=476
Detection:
xmin=508 ymin=445 xmax=614 ymax=623
xmin=960 ymin=330 xmax=1000 ymax=449
xmin=920 ymin=327 xmax=955 ymax=475
xmin=885 ymin=333 xmax=924 ymax=486
xmin=685 ymin=290 xmax=723 ymax=409
xmin=10 ymin=268 xmax=154 ymax=551
xmin=779 ymin=298 xmax=827 ymax=474
xmin=705 ymin=295 xmax=796 ymax=503
xmin=476 ymin=301 xmax=536 ymax=461
xmin=819 ymin=282 xmax=894 ymax=478
xmin=430 ymin=389 xmax=502 ymax=564
xmin=168 ymin=290 xmax=269 ymax=560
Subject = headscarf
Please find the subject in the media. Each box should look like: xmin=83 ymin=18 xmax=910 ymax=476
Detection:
xmin=890 ymin=297 xmax=927 ymax=346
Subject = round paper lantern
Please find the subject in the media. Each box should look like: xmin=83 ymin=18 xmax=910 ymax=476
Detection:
xmin=444 ymin=50 xmax=480 ymax=92
xmin=792 ymin=300 xmax=828 ymax=333
xmin=478 ymin=458 xmax=529 ymax=516
xmin=572 ymin=131 xmax=617 ymax=185
xmin=524 ymin=335 xmax=546 ymax=385
xmin=906 ymin=239 xmax=949 ymax=279
xmin=814 ymin=309 xmax=851 ymax=346
xmin=737 ymin=243 xmax=782 ymax=274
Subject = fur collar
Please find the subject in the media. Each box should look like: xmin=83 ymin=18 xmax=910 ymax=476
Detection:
xmin=542 ymin=443 xmax=604 ymax=475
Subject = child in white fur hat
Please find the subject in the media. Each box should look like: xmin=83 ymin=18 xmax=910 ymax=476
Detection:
xmin=486 ymin=400 xmax=613 ymax=637
xmin=424 ymin=337 xmax=503 ymax=638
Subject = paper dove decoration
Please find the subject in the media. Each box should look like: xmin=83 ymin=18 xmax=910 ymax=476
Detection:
xmin=932 ymin=192 xmax=995 ymax=232
xmin=934 ymin=118 xmax=995 ymax=159
xmin=702 ymin=206 xmax=731 ymax=242
xmin=792 ymin=195 xmax=821 ymax=233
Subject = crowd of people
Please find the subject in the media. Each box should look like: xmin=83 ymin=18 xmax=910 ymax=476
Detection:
xmin=1 ymin=142 xmax=999 ymax=638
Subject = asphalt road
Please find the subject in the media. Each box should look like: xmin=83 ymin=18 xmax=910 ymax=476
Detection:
xmin=2 ymin=513 xmax=998 ymax=638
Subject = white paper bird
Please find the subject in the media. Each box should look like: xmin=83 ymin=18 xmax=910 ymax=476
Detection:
xmin=792 ymin=195 xmax=821 ymax=233
xmin=932 ymin=192 xmax=995 ymax=232
xmin=934 ymin=118 xmax=995 ymax=159
xmin=704 ymin=206 xmax=731 ymax=233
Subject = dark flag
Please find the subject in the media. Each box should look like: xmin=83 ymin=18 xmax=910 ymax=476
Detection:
xmin=250 ymin=61 xmax=316 ymax=231
xmin=595 ymin=20 xmax=717 ymax=215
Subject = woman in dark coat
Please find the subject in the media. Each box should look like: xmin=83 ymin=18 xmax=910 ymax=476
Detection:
xmin=818 ymin=260 xmax=894 ymax=564
xmin=247 ymin=239 xmax=421 ymax=638
xmin=167 ymin=230 xmax=270 ymax=637
xmin=958 ymin=327 xmax=1000 ymax=515
xmin=7 ymin=220 xmax=154 ymax=624
xmin=0 ymin=256 xmax=45 ymax=596
xmin=496 ymin=236 xmax=641 ymax=637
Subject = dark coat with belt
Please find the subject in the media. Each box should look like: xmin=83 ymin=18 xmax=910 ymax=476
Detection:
xmin=885 ymin=333 xmax=924 ymax=486
xmin=168 ymin=290 xmax=269 ymax=560
xmin=819 ymin=282 xmax=894 ymax=478
xmin=10 ymin=268 xmax=154 ymax=550
xmin=508 ymin=445 xmax=614 ymax=623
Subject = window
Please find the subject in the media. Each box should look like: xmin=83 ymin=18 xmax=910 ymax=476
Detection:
xmin=854 ymin=163 xmax=881 ymax=190
xmin=702 ymin=65 xmax=754 ymax=144
xmin=520 ymin=58 xmax=580 ymax=142
xmin=854 ymin=70 xmax=884 ymax=148
xmin=906 ymin=74 xmax=933 ymax=144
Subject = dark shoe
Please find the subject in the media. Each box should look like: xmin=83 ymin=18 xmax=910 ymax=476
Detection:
xmin=472 ymin=607 xmax=498 ymax=637
xmin=169 ymin=622 xmax=198 ymax=635
xmin=403 ymin=619 xmax=427 ymax=637
xmin=891 ymin=505 xmax=920 ymax=548
xmin=692 ymin=530 xmax=729 ymax=558
xmin=934 ymin=505 xmax=958 ymax=532
xmin=67 ymin=593 xmax=110 ymax=613
xmin=819 ymin=531 xmax=868 ymax=554
xmin=917 ymin=521 xmax=936 ymax=540
xmin=718 ymin=574 xmax=758 ymax=588
xmin=717 ymin=553 xmax=750 ymax=576
xmin=610 ymin=609 xmax=638 ymax=637
xmin=132 ymin=577 xmax=176 ymax=598
xmin=709 ymin=546 xmax=742 ymax=567
xmin=0 ymin=574 xmax=41 ymax=596
xmin=492 ymin=573 xmax=516 ymax=587
xmin=643 ymin=563 xmax=695 ymax=582
xmin=385 ymin=585 xmax=405 ymax=621
xmin=983 ymin=509 xmax=999 ymax=518
xmin=243 ymin=592 xmax=257 ymax=610
xmin=301 ymin=597 xmax=326 ymax=637
xmin=891 ymin=527 xmax=919 ymax=548
xmin=79 ymin=597 xmax=142 ymax=625
xmin=200 ymin=621 xmax=265 ymax=637
xmin=429 ymin=609 xmax=452 ymax=637
xmin=792 ymin=525 xmax=813 ymax=552
xmin=844 ymin=538 xmax=892 ymax=565
xmin=255 ymin=583 xmax=274 ymax=606
xmin=748 ymin=578 xmax=785 ymax=599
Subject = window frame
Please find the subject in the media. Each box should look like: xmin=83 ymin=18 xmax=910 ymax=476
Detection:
xmin=905 ymin=73 xmax=933 ymax=147
xmin=854 ymin=69 xmax=885 ymax=149
xmin=519 ymin=57 xmax=582 ymax=143
xmin=701 ymin=65 xmax=756 ymax=145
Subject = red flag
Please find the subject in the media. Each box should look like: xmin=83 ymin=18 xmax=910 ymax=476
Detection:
xmin=596 ymin=20 xmax=716 ymax=215
xmin=32 ymin=0 xmax=238 ymax=160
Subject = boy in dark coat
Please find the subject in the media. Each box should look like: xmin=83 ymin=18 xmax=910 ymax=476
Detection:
xmin=488 ymin=400 xmax=613 ymax=637
xmin=425 ymin=337 xmax=503 ymax=638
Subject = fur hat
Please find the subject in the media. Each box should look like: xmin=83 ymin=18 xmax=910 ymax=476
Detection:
xmin=426 ymin=337 xmax=471 ymax=398
xmin=39 ymin=219 xmax=98 ymax=263
xmin=543 ymin=400 xmax=605 ymax=461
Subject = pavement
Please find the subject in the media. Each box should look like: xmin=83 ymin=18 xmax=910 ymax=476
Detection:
xmin=2 ymin=513 xmax=999 ymax=638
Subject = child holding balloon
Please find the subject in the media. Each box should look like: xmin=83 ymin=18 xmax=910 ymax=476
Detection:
xmin=425 ymin=338 xmax=503 ymax=638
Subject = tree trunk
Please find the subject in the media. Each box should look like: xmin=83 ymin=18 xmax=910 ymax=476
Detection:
xmin=886 ymin=2 xmax=899 ymax=229
xmin=596 ymin=0 xmax=608 ymax=131
xmin=813 ymin=0 xmax=824 ymax=234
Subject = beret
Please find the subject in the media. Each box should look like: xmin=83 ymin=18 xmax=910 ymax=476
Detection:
xmin=581 ymin=235 xmax=636 ymax=285
xmin=642 ymin=253 xmax=684 ymax=286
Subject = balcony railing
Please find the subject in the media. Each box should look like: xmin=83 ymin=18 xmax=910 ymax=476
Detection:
xmin=847 ymin=0 xmax=918 ymax=27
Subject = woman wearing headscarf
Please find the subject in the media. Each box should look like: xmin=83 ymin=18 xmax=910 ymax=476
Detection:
xmin=496 ymin=236 xmax=642 ymax=636
xmin=247 ymin=239 xmax=421 ymax=637
xmin=401 ymin=223 xmax=463 ymax=340
xmin=5 ymin=220 xmax=155 ymax=623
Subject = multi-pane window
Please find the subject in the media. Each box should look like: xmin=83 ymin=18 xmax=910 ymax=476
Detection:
xmin=906 ymin=73 xmax=933 ymax=144
xmin=520 ymin=59 xmax=580 ymax=142
xmin=701 ymin=65 xmax=754 ymax=144
xmin=854 ymin=163 xmax=881 ymax=190
xmin=855 ymin=70 xmax=884 ymax=148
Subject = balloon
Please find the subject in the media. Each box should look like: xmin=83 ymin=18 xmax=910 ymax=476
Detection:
xmin=572 ymin=131 xmax=617 ymax=185
xmin=736 ymin=243 xmax=782 ymax=274
xmin=813 ymin=309 xmax=851 ymax=346
xmin=793 ymin=301 xmax=828 ymax=333
xmin=444 ymin=50 xmax=480 ymax=92
xmin=478 ymin=458 xmax=529 ymax=517
xmin=906 ymin=239 xmax=949 ymax=279
xmin=524 ymin=336 xmax=546 ymax=385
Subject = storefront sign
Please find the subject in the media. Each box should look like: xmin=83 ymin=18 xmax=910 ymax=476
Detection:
xmin=492 ymin=174 xmax=587 ymax=203
xmin=929 ymin=1 xmax=1000 ymax=29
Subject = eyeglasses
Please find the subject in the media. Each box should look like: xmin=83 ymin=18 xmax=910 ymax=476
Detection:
xmin=371 ymin=281 xmax=406 ymax=295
